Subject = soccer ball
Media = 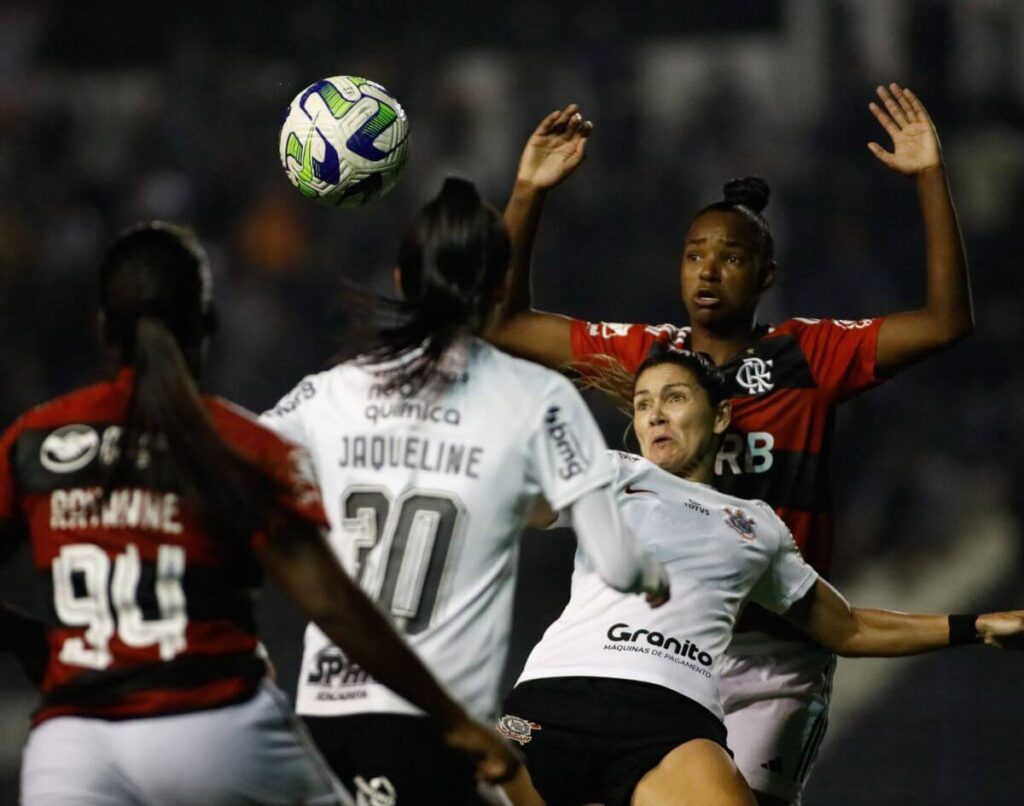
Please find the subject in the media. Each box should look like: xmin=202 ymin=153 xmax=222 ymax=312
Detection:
xmin=279 ymin=76 xmax=409 ymax=208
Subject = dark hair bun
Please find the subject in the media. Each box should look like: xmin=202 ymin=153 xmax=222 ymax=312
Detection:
xmin=438 ymin=176 xmax=480 ymax=204
xmin=722 ymin=177 xmax=770 ymax=214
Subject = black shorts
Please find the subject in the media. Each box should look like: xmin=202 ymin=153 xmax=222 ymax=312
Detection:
xmin=304 ymin=713 xmax=480 ymax=805
xmin=500 ymin=676 xmax=728 ymax=806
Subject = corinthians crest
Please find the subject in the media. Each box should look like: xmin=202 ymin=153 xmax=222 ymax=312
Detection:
xmin=496 ymin=714 xmax=542 ymax=745
xmin=724 ymin=507 xmax=757 ymax=541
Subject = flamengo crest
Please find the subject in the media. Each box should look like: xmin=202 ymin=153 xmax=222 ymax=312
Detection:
xmin=735 ymin=357 xmax=774 ymax=394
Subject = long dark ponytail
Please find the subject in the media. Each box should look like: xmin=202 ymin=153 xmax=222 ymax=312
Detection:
xmin=100 ymin=222 xmax=279 ymax=552
xmin=349 ymin=177 xmax=511 ymax=394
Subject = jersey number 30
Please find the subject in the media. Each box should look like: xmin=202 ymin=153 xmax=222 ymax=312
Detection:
xmin=52 ymin=543 xmax=187 ymax=670
xmin=340 ymin=488 xmax=463 ymax=636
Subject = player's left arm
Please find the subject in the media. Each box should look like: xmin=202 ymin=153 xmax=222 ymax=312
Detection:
xmin=867 ymin=83 xmax=974 ymax=377
xmin=785 ymin=578 xmax=1024 ymax=656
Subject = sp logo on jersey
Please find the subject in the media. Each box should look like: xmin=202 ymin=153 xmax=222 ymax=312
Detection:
xmin=723 ymin=507 xmax=757 ymax=541
xmin=735 ymin=357 xmax=774 ymax=395
xmin=497 ymin=714 xmax=542 ymax=745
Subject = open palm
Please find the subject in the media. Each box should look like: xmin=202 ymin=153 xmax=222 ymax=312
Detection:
xmin=516 ymin=103 xmax=593 ymax=190
xmin=868 ymin=83 xmax=942 ymax=175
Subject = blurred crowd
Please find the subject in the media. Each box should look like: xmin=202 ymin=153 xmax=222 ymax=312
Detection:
xmin=2 ymin=0 xmax=1024 ymax=583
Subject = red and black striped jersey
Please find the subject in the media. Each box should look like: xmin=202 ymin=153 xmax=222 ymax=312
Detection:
xmin=570 ymin=317 xmax=884 ymax=637
xmin=0 ymin=370 xmax=328 ymax=725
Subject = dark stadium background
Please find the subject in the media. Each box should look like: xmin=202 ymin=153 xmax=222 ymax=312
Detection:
xmin=2 ymin=2 xmax=1024 ymax=803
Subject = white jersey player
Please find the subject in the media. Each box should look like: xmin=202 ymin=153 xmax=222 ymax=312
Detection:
xmin=501 ymin=348 xmax=1024 ymax=806
xmin=262 ymin=177 xmax=667 ymax=805
xmin=517 ymin=451 xmax=815 ymax=724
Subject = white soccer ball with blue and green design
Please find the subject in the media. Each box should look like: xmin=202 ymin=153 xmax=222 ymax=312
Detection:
xmin=279 ymin=76 xmax=409 ymax=208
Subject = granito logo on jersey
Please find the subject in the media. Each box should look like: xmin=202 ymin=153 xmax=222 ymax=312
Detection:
xmin=354 ymin=775 xmax=396 ymax=806
xmin=307 ymin=646 xmax=371 ymax=700
xmin=496 ymin=714 xmax=542 ymax=745
xmin=605 ymin=623 xmax=713 ymax=677
xmin=40 ymin=425 xmax=100 ymax=473
xmin=545 ymin=406 xmax=590 ymax=480
xmin=735 ymin=357 xmax=774 ymax=395
xmin=723 ymin=507 xmax=757 ymax=541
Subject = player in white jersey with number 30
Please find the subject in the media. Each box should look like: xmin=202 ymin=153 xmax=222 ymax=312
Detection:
xmin=263 ymin=175 xmax=668 ymax=804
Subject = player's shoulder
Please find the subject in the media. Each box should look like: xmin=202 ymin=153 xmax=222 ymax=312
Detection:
xmin=207 ymin=396 xmax=299 ymax=458
xmin=725 ymin=496 xmax=789 ymax=546
xmin=2 ymin=377 xmax=126 ymax=443
xmin=263 ymin=369 xmax=333 ymax=421
xmin=769 ymin=317 xmax=880 ymax=339
xmin=581 ymin=320 xmax=689 ymax=346
xmin=483 ymin=339 xmax=579 ymax=398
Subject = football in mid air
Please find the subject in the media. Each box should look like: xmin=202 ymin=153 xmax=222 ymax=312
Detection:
xmin=279 ymin=75 xmax=409 ymax=208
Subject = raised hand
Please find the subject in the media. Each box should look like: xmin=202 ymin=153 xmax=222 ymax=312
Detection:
xmin=977 ymin=611 xmax=1024 ymax=649
xmin=442 ymin=717 xmax=521 ymax=784
xmin=515 ymin=103 xmax=593 ymax=190
xmin=867 ymin=83 xmax=942 ymax=175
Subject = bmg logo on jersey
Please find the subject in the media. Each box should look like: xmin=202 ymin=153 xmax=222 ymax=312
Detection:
xmin=307 ymin=646 xmax=371 ymax=701
xmin=545 ymin=406 xmax=589 ymax=480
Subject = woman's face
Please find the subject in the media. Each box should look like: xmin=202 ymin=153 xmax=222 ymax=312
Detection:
xmin=633 ymin=362 xmax=731 ymax=477
xmin=679 ymin=210 xmax=775 ymax=330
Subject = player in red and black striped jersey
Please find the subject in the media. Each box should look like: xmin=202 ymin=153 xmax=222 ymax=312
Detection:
xmin=0 ymin=223 xmax=517 ymax=805
xmin=489 ymin=87 xmax=972 ymax=804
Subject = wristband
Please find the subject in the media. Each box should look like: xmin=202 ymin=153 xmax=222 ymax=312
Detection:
xmin=948 ymin=614 xmax=980 ymax=646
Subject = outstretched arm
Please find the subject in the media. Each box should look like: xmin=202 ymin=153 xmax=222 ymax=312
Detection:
xmin=487 ymin=105 xmax=593 ymax=368
xmin=258 ymin=517 xmax=519 ymax=784
xmin=868 ymin=83 xmax=973 ymax=376
xmin=785 ymin=579 xmax=1024 ymax=657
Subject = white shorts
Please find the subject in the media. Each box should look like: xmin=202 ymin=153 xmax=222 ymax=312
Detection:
xmin=719 ymin=645 xmax=836 ymax=805
xmin=21 ymin=680 xmax=352 ymax=805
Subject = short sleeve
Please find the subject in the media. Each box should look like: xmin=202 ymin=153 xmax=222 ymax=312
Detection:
xmin=569 ymin=320 xmax=683 ymax=374
xmin=526 ymin=375 xmax=616 ymax=512
xmin=749 ymin=512 xmax=818 ymax=614
xmin=788 ymin=318 xmax=885 ymax=402
xmin=268 ymin=442 xmax=329 ymax=529
xmin=259 ymin=375 xmax=319 ymax=449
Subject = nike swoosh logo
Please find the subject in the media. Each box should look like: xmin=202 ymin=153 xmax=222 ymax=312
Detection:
xmin=624 ymin=485 xmax=657 ymax=496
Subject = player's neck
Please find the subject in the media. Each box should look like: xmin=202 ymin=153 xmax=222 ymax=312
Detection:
xmin=688 ymin=324 xmax=756 ymax=367
xmin=677 ymin=456 xmax=715 ymax=486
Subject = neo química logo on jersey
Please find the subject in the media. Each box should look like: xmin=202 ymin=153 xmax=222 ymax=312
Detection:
xmin=545 ymin=406 xmax=589 ymax=480
xmin=605 ymin=623 xmax=713 ymax=678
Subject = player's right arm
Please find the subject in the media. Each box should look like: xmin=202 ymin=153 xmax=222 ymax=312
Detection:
xmin=527 ymin=378 xmax=669 ymax=605
xmin=785 ymin=578 xmax=1024 ymax=656
xmin=486 ymin=105 xmax=591 ymax=368
xmin=258 ymin=514 xmax=519 ymax=785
